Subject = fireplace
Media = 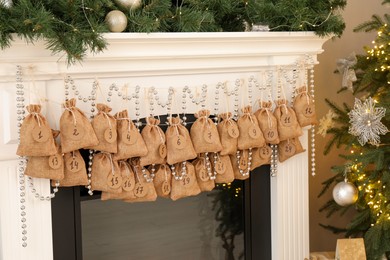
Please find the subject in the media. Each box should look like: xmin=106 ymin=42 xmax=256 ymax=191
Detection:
xmin=0 ymin=32 xmax=327 ymax=260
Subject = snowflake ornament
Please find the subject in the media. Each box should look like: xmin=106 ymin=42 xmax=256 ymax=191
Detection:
xmin=317 ymin=110 xmax=337 ymax=137
xmin=348 ymin=97 xmax=388 ymax=146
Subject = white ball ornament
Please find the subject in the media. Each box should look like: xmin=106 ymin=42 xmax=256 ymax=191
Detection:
xmin=114 ymin=0 xmax=142 ymax=10
xmin=332 ymin=181 xmax=358 ymax=206
xmin=105 ymin=10 xmax=128 ymax=33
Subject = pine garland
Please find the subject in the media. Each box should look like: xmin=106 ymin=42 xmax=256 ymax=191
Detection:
xmin=0 ymin=0 xmax=346 ymax=64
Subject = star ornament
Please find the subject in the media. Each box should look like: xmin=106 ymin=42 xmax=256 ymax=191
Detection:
xmin=348 ymin=97 xmax=388 ymax=146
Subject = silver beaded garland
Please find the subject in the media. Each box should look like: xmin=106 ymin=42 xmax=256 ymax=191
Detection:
xmin=308 ymin=61 xmax=316 ymax=176
xmin=142 ymin=164 xmax=156 ymax=183
xmin=171 ymin=161 xmax=187 ymax=181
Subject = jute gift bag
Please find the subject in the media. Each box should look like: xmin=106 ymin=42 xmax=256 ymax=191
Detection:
xmin=101 ymin=161 xmax=136 ymax=201
xmin=113 ymin=110 xmax=148 ymax=161
xmin=88 ymin=104 xmax=117 ymax=153
xmin=60 ymin=98 xmax=99 ymax=153
xmin=211 ymin=153 xmax=235 ymax=184
xmin=91 ymin=153 xmax=122 ymax=194
xmin=53 ymin=150 xmax=88 ymax=187
xmin=230 ymin=150 xmax=251 ymax=180
xmin=293 ymin=86 xmax=318 ymax=127
xmin=170 ymin=161 xmax=201 ymax=201
xmin=123 ymin=161 xmax=158 ymax=203
xmin=166 ymin=116 xmax=197 ymax=165
xmin=140 ymin=117 xmax=166 ymax=166
xmin=190 ymin=110 xmax=222 ymax=154
xmin=25 ymin=131 xmax=64 ymax=180
xmin=152 ymin=164 xmax=172 ymax=199
xmin=250 ymin=144 xmax=272 ymax=170
xmin=237 ymin=106 xmax=265 ymax=150
xmin=254 ymin=101 xmax=280 ymax=144
xmin=278 ymin=138 xmax=305 ymax=162
xmin=274 ymin=99 xmax=303 ymax=141
xmin=193 ymin=155 xmax=216 ymax=192
xmin=17 ymin=104 xmax=57 ymax=156
xmin=217 ymin=112 xmax=239 ymax=156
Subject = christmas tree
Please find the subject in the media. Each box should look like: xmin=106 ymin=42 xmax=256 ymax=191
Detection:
xmin=319 ymin=3 xmax=390 ymax=259
xmin=0 ymin=0 xmax=347 ymax=64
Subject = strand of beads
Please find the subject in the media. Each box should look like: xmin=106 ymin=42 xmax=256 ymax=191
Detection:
xmin=16 ymin=65 xmax=28 ymax=247
xmin=181 ymin=85 xmax=207 ymax=126
xmin=87 ymin=81 xmax=98 ymax=195
xmin=270 ymin=70 xmax=280 ymax=177
xmin=203 ymin=153 xmax=217 ymax=180
xmin=235 ymin=148 xmax=252 ymax=177
xmin=308 ymin=61 xmax=316 ymax=176
xmin=142 ymin=164 xmax=156 ymax=183
xmin=171 ymin=161 xmax=187 ymax=181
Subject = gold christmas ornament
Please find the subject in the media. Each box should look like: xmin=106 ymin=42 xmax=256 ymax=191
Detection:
xmin=114 ymin=0 xmax=142 ymax=10
xmin=105 ymin=10 xmax=128 ymax=33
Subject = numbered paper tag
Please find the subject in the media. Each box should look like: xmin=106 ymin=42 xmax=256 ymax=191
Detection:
xmin=104 ymin=128 xmax=117 ymax=143
xmin=239 ymin=156 xmax=248 ymax=170
xmin=32 ymin=126 xmax=50 ymax=143
xmin=264 ymin=128 xmax=277 ymax=142
xmin=134 ymin=182 xmax=147 ymax=198
xmin=173 ymin=135 xmax=187 ymax=150
xmin=122 ymin=128 xmax=137 ymax=145
xmin=122 ymin=176 xmax=135 ymax=192
xmin=66 ymin=124 xmax=85 ymax=141
xmin=66 ymin=156 xmax=82 ymax=173
xmin=283 ymin=142 xmax=296 ymax=157
xmin=203 ymin=130 xmax=214 ymax=144
xmin=303 ymin=103 xmax=315 ymax=118
xmin=215 ymin=160 xmax=226 ymax=175
xmin=159 ymin=144 xmax=167 ymax=158
xmin=107 ymin=174 xmax=123 ymax=189
xmin=161 ymin=181 xmax=171 ymax=195
xmin=280 ymin=114 xmax=292 ymax=127
xmin=48 ymin=154 xmax=62 ymax=169
xmin=227 ymin=124 xmax=239 ymax=138
xmin=199 ymin=168 xmax=210 ymax=182
xmin=248 ymin=125 xmax=261 ymax=139
xmin=259 ymin=146 xmax=272 ymax=160
xmin=181 ymin=176 xmax=192 ymax=186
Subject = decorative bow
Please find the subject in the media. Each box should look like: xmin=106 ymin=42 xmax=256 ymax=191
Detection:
xmin=336 ymin=52 xmax=357 ymax=91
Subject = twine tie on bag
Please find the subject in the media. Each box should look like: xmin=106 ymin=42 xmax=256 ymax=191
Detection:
xmin=147 ymin=118 xmax=165 ymax=144
xmin=265 ymin=108 xmax=273 ymax=128
xmin=32 ymin=113 xmax=42 ymax=127
xmin=101 ymin=112 xmax=113 ymax=129
xmin=103 ymin=152 xmax=116 ymax=176
xmin=117 ymin=117 xmax=132 ymax=133
xmin=64 ymin=107 xmax=77 ymax=126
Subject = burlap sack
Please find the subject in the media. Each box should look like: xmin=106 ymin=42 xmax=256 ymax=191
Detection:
xmin=139 ymin=117 xmax=166 ymax=166
xmin=113 ymin=110 xmax=148 ymax=161
xmin=278 ymin=138 xmax=305 ymax=162
xmin=53 ymin=150 xmax=88 ymax=187
xmin=293 ymin=86 xmax=318 ymax=127
xmin=237 ymin=106 xmax=265 ymax=150
xmin=152 ymin=164 xmax=172 ymax=198
xmin=91 ymin=153 xmax=122 ymax=194
xmin=251 ymin=144 xmax=272 ymax=170
xmin=88 ymin=104 xmax=117 ymax=153
xmin=122 ymin=164 xmax=157 ymax=203
xmin=25 ymin=133 xmax=64 ymax=181
xmin=230 ymin=150 xmax=251 ymax=180
xmin=217 ymin=112 xmax=239 ymax=156
xmin=170 ymin=161 xmax=201 ymax=201
xmin=254 ymin=101 xmax=280 ymax=145
xmin=212 ymin=154 xmax=235 ymax=184
xmin=166 ymin=116 xmax=197 ymax=165
xmin=17 ymin=104 xmax=57 ymax=156
xmin=274 ymin=99 xmax=303 ymax=141
xmin=190 ymin=110 xmax=222 ymax=154
xmin=101 ymin=161 xmax=136 ymax=201
xmin=60 ymin=98 xmax=99 ymax=153
xmin=193 ymin=155 xmax=215 ymax=192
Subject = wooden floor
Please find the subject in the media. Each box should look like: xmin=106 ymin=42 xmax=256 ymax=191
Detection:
xmin=81 ymin=192 xmax=244 ymax=260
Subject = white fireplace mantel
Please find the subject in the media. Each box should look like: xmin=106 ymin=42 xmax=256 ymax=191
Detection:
xmin=0 ymin=32 xmax=327 ymax=260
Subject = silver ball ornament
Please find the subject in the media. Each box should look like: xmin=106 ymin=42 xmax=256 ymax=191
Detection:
xmin=332 ymin=181 xmax=358 ymax=206
xmin=114 ymin=0 xmax=142 ymax=10
xmin=105 ymin=10 xmax=128 ymax=33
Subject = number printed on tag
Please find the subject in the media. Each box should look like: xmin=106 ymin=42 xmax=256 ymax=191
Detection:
xmin=248 ymin=125 xmax=260 ymax=139
xmin=280 ymin=114 xmax=292 ymax=127
xmin=48 ymin=154 xmax=62 ymax=169
xmin=182 ymin=176 xmax=191 ymax=186
xmin=66 ymin=124 xmax=85 ymax=141
xmin=239 ymin=156 xmax=248 ymax=170
xmin=303 ymin=104 xmax=315 ymax=118
xmin=283 ymin=142 xmax=296 ymax=157
xmin=107 ymin=174 xmax=123 ymax=189
xmin=122 ymin=129 xmax=137 ymax=145
xmin=259 ymin=146 xmax=272 ymax=159
xmin=32 ymin=126 xmax=50 ymax=143
xmin=203 ymin=130 xmax=214 ymax=144
xmin=66 ymin=156 xmax=82 ymax=173
xmin=104 ymin=128 xmax=117 ymax=143
xmin=227 ymin=124 xmax=239 ymax=138
xmin=264 ymin=128 xmax=277 ymax=142
xmin=134 ymin=182 xmax=147 ymax=198
xmin=215 ymin=160 xmax=226 ymax=175
xmin=159 ymin=144 xmax=167 ymax=158
xmin=161 ymin=181 xmax=171 ymax=195
xmin=173 ymin=135 xmax=187 ymax=150
xmin=199 ymin=168 xmax=210 ymax=182
xmin=122 ymin=176 xmax=135 ymax=192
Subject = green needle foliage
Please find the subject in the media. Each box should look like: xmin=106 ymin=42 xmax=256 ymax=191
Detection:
xmin=1 ymin=0 xmax=346 ymax=64
xmin=319 ymin=3 xmax=390 ymax=259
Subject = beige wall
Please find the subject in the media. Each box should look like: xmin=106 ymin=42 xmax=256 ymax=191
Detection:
xmin=310 ymin=0 xmax=388 ymax=252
